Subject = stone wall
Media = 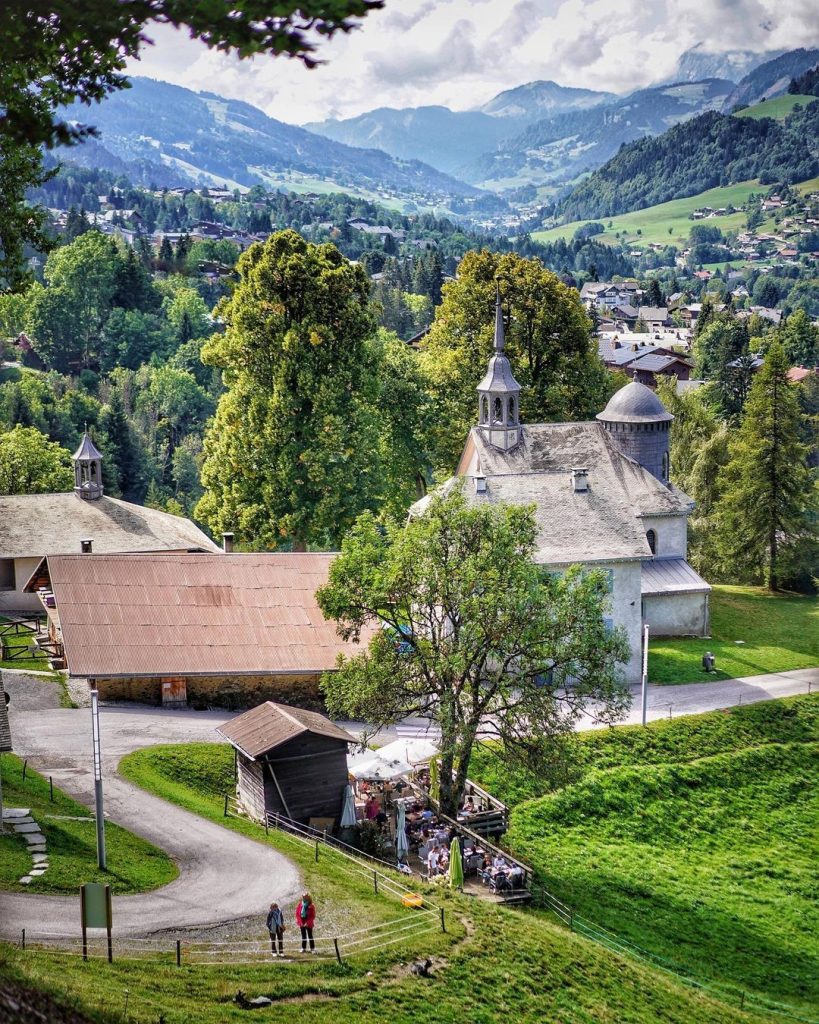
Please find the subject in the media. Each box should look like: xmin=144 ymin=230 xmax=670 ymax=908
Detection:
xmin=639 ymin=514 xmax=688 ymax=559
xmin=643 ymin=592 xmax=709 ymax=637
xmin=91 ymin=672 xmax=325 ymax=710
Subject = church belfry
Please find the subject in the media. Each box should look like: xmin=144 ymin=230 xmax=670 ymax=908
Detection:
xmin=477 ymin=283 xmax=521 ymax=451
xmin=73 ymin=432 xmax=104 ymax=500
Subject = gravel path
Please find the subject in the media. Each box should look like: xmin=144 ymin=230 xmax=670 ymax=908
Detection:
xmin=0 ymin=676 xmax=301 ymax=940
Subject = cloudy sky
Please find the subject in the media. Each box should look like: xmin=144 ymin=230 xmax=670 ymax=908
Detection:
xmin=127 ymin=0 xmax=819 ymax=124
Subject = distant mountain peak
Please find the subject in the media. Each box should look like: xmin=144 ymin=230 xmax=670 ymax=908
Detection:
xmin=477 ymin=79 xmax=614 ymax=120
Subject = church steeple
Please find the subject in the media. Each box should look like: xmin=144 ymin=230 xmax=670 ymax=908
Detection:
xmin=476 ymin=283 xmax=521 ymax=451
xmin=73 ymin=431 xmax=104 ymax=501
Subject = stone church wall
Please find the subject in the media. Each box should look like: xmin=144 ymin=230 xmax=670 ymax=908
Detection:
xmin=639 ymin=515 xmax=688 ymax=559
xmin=643 ymin=592 xmax=709 ymax=638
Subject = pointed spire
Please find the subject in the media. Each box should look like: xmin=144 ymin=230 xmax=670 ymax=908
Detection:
xmin=494 ymin=280 xmax=505 ymax=354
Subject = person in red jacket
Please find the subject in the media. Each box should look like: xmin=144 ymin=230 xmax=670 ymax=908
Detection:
xmin=296 ymin=891 xmax=316 ymax=953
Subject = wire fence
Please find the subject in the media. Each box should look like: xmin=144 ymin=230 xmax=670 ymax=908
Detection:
xmin=13 ymin=808 xmax=446 ymax=968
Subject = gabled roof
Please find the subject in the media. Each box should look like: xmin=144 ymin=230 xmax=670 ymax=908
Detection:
xmin=0 ymin=493 xmax=220 ymax=560
xmin=28 ymin=552 xmax=367 ymax=678
xmin=217 ymin=701 xmax=355 ymax=759
xmin=430 ymin=422 xmax=691 ymax=565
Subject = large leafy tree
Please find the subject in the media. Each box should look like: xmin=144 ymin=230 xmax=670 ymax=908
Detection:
xmin=196 ymin=229 xmax=381 ymax=550
xmin=420 ymin=250 xmax=610 ymax=472
xmin=318 ymin=489 xmax=630 ymax=816
xmin=715 ymin=341 xmax=816 ymax=590
xmin=0 ymin=424 xmax=73 ymax=494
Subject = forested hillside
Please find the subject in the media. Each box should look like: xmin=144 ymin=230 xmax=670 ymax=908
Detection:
xmin=555 ymin=103 xmax=819 ymax=221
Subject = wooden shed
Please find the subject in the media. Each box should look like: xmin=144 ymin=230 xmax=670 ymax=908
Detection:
xmin=218 ymin=702 xmax=356 ymax=826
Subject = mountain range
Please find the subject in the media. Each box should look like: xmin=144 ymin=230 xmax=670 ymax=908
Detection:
xmin=62 ymin=77 xmax=485 ymax=208
xmin=57 ymin=47 xmax=819 ymax=223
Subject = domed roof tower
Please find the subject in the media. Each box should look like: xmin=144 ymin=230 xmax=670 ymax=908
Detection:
xmin=597 ymin=381 xmax=673 ymax=485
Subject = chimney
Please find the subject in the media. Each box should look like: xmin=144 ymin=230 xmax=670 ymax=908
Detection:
xmin=571 ymin=468 xmax=589 ymax=493
xmin=474 ymin=474 xmax=487 ymax=494
xmin=80 ymin=538 xmax=93 ymax=554
xmin=222 ymin=532 xmax=235 ymax=553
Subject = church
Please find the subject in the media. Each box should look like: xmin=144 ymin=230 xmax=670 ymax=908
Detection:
xmin=0 ymin=432 xmax=219 ymax=613
xmin=412 ymin=290 xmax=710 ymax=686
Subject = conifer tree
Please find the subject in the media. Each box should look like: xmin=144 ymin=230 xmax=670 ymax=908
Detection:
xmin=715 ymin=340 xmax=815 ymax=590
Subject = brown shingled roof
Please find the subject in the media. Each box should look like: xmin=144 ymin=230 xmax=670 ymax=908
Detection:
xmin=217 ymin=701 xmax=355 ymax=758
xmin=33 ymin=552 xmax=364 ymax=679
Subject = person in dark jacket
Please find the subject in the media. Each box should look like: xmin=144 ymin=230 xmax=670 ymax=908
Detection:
xmin=296 ymin=891 xmax=316 ymax=953
xmin=266 ymin=901 xmax=285 ymax=957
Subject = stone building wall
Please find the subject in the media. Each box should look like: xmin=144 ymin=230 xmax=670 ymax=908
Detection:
xmin=639 ymin=515 xmax=688 ymax=558
xmin=643 ymin=592 xmax=709 ymax=637
xmin=91 ymin=672 xmax=325 ymax=710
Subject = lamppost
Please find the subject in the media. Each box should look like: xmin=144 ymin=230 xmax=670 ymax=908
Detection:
xmin=641 ymin=624 xmax=649 ymax=726
xmin=90 ymin=688 xmax=106 ymax=870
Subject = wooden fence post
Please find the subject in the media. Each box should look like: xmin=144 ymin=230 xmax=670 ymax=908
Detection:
xmin=49 ymin=777 xmax=54 ymax=802
xmin=334 ymin=938 xmax=343 ymax=965
xmin=21 ymin=928 xmax=25 ymax=950
xmin=176 ymin=939 xmax=182 ymax=967
xmin=440 ymin=908 xmax=446 ymax=933
xmin=315 ymin=839 xmax=319 ymax=862
xmin=223 ymin=794 xmax=229 ymax=817
xmin=373 ymin=871 xmax=378 ymax=895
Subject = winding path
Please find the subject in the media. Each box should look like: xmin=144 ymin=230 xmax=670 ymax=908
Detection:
xmin=1 ymin=664 xmax=815 ymax=939
xmin=0 ymin=673 xmax=301 ymax=939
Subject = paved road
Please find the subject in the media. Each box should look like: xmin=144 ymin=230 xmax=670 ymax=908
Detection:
xmin=1 ymin=665 xmax=815 ymax=938
xmin=0 ymin=673 xmax=301 ymax=939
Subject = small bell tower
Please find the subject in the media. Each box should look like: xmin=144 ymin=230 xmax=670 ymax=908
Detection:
xmin=73 ymin=431 xmax=104 ymax=501
xmin=477 ymin=283 xmax=521 ymax=451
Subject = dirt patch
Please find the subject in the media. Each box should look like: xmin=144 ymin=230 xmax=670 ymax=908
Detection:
xmin=0 ymin=978 xmax=96 ymax=1024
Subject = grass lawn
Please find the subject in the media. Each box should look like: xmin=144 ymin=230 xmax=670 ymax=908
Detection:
xmin=505 ymin=736 xmax=819 ymax=1016
xmin=734 ymin=94 xmax=816 ymax=121
xmin=0 ymin=754 xmax=177 ymax=894
xmin=0 ymin=739 xmax=777 ymax=1024
xmin=649 ymin=585 xmax=819 ymax=685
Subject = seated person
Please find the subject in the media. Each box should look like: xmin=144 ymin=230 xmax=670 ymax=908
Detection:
xmin=508 ymin=865 xmax=525 ymax=889
xmin=492 ymin=854 xmax=508 ymax=873
xmin=461 ymin=797 xmax=476 ymax=815
xmin=438 ymin=849 xmax=450 ymax=872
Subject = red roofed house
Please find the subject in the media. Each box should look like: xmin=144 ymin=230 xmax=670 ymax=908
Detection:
xmin=24 ymin=551 xmax=364 ymax=709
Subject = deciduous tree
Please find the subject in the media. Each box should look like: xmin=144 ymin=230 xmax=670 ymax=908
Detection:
xmin=196 ymin=229 xmax=381 ymax=550
xmin=318 ymin=488 xmax=630 ymax=816
xmin=0 ymin=424 xmax=73 ymax=494
xmin=420 ymin=250 xmax=609 ymax=472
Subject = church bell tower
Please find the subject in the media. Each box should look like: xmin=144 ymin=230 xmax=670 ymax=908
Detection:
xmin=477 ymin=284 xmax=521 ymax=452
xmin=73 ymin=431 xmax=104 ymax=500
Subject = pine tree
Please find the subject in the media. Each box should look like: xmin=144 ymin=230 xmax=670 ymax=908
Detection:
xmin=715 ymin=340 xmax=815 ymax=590
xmin=158 ymin=236 xmax=174 ymax=271
xmin=646 ymin=278 xmax=663 ymax=307
xmin=99 ymin=390 xmax=145 ymax=502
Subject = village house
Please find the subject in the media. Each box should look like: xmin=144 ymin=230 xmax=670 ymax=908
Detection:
xmin=579 ymin=281 xmax=643 ymax=311
xmin=0 ymin=434 xmax=219 ymax=614
xmin=24 ymin=551 xmax=365 ymax=708
xmin=413 ymin=293 xmax=710 ymax=687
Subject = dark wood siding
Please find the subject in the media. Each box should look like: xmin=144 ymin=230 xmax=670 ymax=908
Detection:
xmin=262 ymin=733 xmax=349 ymax=824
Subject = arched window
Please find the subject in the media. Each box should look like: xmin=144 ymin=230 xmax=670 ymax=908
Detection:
xmin=646 ymin=529 xmax=657 ymax=555
xmin=493 ymin=396 xmax=502 ymax=423
xmin=480 ymin=396 xmax=489 ymax=424
xmin=507 ymin=397 xmax=515 ymax=424
xmin=662 ymin=450 xmax=670 ymax=480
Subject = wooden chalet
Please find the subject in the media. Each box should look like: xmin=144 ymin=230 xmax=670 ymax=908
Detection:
xmin=218 ymin=702 xmax=356 ymax=826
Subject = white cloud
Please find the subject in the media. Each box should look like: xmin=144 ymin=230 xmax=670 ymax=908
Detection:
xmin=126 ymin=0 xmax=819 ymax=125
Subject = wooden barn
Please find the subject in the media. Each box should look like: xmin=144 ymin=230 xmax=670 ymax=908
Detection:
xmin=218 ymin=702 xmax=355 ymax=826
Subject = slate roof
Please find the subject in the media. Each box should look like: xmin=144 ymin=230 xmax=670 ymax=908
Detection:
xmin=72 ymin=433 xmax=103 ymax=461
xmin=217 ymin=701 xmax=355 ymax=759
xmin=629 ymin=353 xmax=693 ymax=373
xmin=637 ymin=306 xmax=669 ymax=322
xmin=0 ymin=493 xmax=220 ymax=559
xmin=642 ymin=558 xmax=710 ymax=596
xmin=29 ymin=552 xmax=367 ymax=678
xmin=597 ymin=381 xmax=674 ymax=423
xmin=415 ymin=422 xmax=691 ymax=565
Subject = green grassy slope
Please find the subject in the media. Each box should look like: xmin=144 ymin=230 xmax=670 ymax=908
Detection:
xmin=505 ymin=740 xmax=819 ymax=1015
xmin=19 ymin=741 xmax=763 ymax=1024
xmin=0 ymin=754 xmax=177 ymax=894
xmin=649 ymin=585 xmax=819 ymax=685
xmin=533 ymin=172 xmax=819 ymax=247
xmin=735 ymin=94 xmax=816 ymax=120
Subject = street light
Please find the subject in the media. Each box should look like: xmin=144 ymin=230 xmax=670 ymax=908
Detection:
xmin=641 ymin=624 xmax=649 ymax=726
xmin=90 ymin=689 xmax=106 ymax=870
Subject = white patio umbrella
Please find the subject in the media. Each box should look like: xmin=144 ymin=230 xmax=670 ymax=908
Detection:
xmin=349 ymin=754 xmax=412 ymax=781
xmin=376 ymin=737 xmax=439 ymax=766
xmin=396 ymin=800 xmax=410 ymax=860
xmin=340 ymin=784 xmax=357 ymax=828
